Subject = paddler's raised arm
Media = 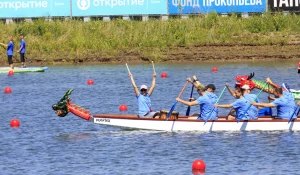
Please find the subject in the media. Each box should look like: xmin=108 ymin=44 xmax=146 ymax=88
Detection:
xmin=225 ymin=83 xmax=237 ymax=98
xmin=266 ymin=77 xmax=279 ymax=89
xmin=148 ymin=72 xmax=156 ymax=95
xmin=128 ymin=73 xmax=139 ymax=96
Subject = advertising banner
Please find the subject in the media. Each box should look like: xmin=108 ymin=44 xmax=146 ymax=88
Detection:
xmin=0 ymin=0 xmax=70 ymax=18
xmin=73 ymin=0 xmax=167 ymax=16
xmin=168 ymin=0 xmax=266 ymax=14
xmin=269 ymin=0 xmax=300 ymax=12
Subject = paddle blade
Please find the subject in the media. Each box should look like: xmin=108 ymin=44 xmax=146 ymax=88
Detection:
xmin=167 ymin=102 xmax=177 ymax=120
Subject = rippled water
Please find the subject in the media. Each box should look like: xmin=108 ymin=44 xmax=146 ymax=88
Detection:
xmin=0 ymin=60 xmax=299 ymax=175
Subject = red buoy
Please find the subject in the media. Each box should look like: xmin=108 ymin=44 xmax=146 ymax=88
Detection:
xmin=10 ymin=119 xmax=20 ymax=127
xmin=212 ymin=67 xmax=218 ymax=72
xmin=4 ymin=87 xmax=12 ymax=94
xmin=119 ymin=104 xmax=128 ymax=111
xmin=87 ymin=79 xmax=94 ymax=85
xmin=8 ymin=70 xmax=14 ymax=76
xmin=298 ymin=62 xmax=300 ymax=67
xmin=161 ymin=72 xmax=168 ymax=78
xmin=192 ymin=160 xmax=206 ymax=171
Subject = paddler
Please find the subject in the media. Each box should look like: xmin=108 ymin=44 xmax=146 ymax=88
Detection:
xmin=176 ymin=84 xmax=217 ymax=120
xmin=266 ymin=78 xmax=294 ymax=101
xmin=186 ymin=76 xmax=218 ymax=119
xmin=224 ymin=83 xmax=259 ymax=120
xmin=251 ymin=87 xmax=297 ymax=119
xmin=128 ymin=71 xmax=159 ymax=118
xmin=215 ymin=86 xmax=258 ymax=120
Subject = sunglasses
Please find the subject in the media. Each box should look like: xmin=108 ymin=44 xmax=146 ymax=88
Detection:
xmin=141 ymin=89 xmax=147 ymax=92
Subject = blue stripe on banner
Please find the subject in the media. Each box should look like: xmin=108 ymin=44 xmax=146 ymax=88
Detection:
xmin=168 ymin=0 xmax=266 ymax=14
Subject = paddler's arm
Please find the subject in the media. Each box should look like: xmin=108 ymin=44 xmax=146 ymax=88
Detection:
xmin=128 ymin=73 xmax=139 ymax=96
xmin=187 ymin=78 xmax=198 ymax=88
xmin=148 ymin=72 xmax=156 ymax=95
xmin=268 ymin=95 xmax=276 ymax=101
xmin=225 ymin=83 xmax=237 ymax=98
xmin=176 ymin=97 xmax=198 ymax=106
xmin=266 ymin=78 xmax=279 ymax=89
xmin=251 ymin=101 xmax=275 ymax=108
xmin=214 ymin=104 xmax=233 ymax=108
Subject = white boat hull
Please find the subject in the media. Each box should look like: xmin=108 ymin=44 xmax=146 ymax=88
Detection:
xmin=93 ymin=115 xmax=300 ymax=132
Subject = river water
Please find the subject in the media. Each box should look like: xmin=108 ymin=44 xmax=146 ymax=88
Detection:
xmin=0 ymin=60 xmax=299 ymax=175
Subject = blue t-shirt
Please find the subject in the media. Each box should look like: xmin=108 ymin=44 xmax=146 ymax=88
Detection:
xmin=206 ymin=92 xmax=218 ymax=119
xmin=231 ymin=97 xmax=258 ymax=120
xmin=7 ymin=41 xmax=14 ymax=56
xmin=272 ymin=96 xmax=296 ymax=119
xmin=19 ymin=39 xmax=26 ymax=53
xmin=283 ymin=91 xmax=294 ymax=101
xmin=137 ymin=94 xmax=151 ymax=116
xmin=196 ymin=94 xmax=216 ymax=120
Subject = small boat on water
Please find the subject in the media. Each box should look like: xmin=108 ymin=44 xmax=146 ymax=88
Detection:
xmin=0 ymin=66 xmax=46 ymax=73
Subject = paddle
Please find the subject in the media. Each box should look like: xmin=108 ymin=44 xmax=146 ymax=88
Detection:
xmin=288 ymin=106 xmax=299 ymax=124
xmin=204 ymin=86 xmax=227 ymax=124
xmin=237 ymin=83 xmax=268 ymax=123
xmin=186 ymin=82 xmax=195 ymax=116
xmin=151 ymin=61 xmax=155 ymax=73
xmin=166 ymin=81 xmax=189 ymax=121
xmin=126 ymin=63 xmax=131 ymax=74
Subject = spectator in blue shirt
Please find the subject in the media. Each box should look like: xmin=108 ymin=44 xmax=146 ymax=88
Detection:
xmin=17 ymin=34 xmax=26 ymax=68
xmin=251 ymin=87 xmax=296 ymax=119
xmin=0 ymin=36 xmax=14 ymax=70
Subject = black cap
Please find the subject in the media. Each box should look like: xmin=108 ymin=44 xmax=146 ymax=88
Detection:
xmin=206 ymin=84 xmax=216 ymax=91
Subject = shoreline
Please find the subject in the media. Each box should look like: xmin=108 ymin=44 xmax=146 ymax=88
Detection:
xmin=1 ymin=44 xmax=299 ymax=66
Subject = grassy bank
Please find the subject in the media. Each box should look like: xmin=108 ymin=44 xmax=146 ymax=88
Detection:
xmin=0 ymin=12 xmax=300 ymax=64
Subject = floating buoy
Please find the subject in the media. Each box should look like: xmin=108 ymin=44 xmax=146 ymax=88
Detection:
xmin=8 ymin=70 xmax=14 ymax=76
xmin=4 ymin=87 xmax=12 ymax=94
xmin=298 ymin=62 xmax=300 ymax=73
xmin=10 ymin=119 xmax=20 ymax=128
xmin=161 ymin=72 xmax=168 ymax=78
xmin=192 ymin=160 xmax=206 ymax=171
xmin=119 ymin=104 xmax=128 ymax=111
xmin=87 ymin=79 xmax=94 ymax=85
xmin=212 ymin=67 xmax=218 ymax=72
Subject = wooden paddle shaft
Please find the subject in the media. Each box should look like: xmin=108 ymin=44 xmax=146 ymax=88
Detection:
xmin=152 ymin=61 xmax=155 ymax=72
xmin=126 ymin=63 xmax=131 ymax=74
xmin=177 ymin=81 xmax=189 ymax=98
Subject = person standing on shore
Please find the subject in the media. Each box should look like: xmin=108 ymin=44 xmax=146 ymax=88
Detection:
xmin=17 ymin=34 xmax=26 ymax=68
xmin=0 ymin=36 xmax=14 ymax=70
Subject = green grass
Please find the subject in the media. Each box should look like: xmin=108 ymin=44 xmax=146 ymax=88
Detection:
xmin=0 ymin=12 xmax=299 ymax=63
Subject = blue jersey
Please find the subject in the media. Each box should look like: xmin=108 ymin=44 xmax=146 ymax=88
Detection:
xmin=272 ymin=96 xmax=296 ymax=119
xmin=231 ymin=97 xmax=258 ymax=120
xmin=7 ymin=41 xmax=14 ymax=56
xmin=137 ymin=94 xmax=151 ymax=116
xmin=206 ymin=92 xmax=218 ymax=119
xmin=243 ymin=94 xmax=259 ymax=118
xmin=196 ymin=94 xmax=216 ymax=120
xmin=19 ymin=39 xmax=26 ymax=53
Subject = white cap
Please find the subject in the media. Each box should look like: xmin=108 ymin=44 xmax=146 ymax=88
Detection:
xmin=241 ymin=85 xmax=250 ymax=90
xmin=140 ymin=85 xmax=148 ymax=90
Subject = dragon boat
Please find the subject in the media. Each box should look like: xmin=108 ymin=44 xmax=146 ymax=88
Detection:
xmin=52 ymin=88 xmax=300 ymax=132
